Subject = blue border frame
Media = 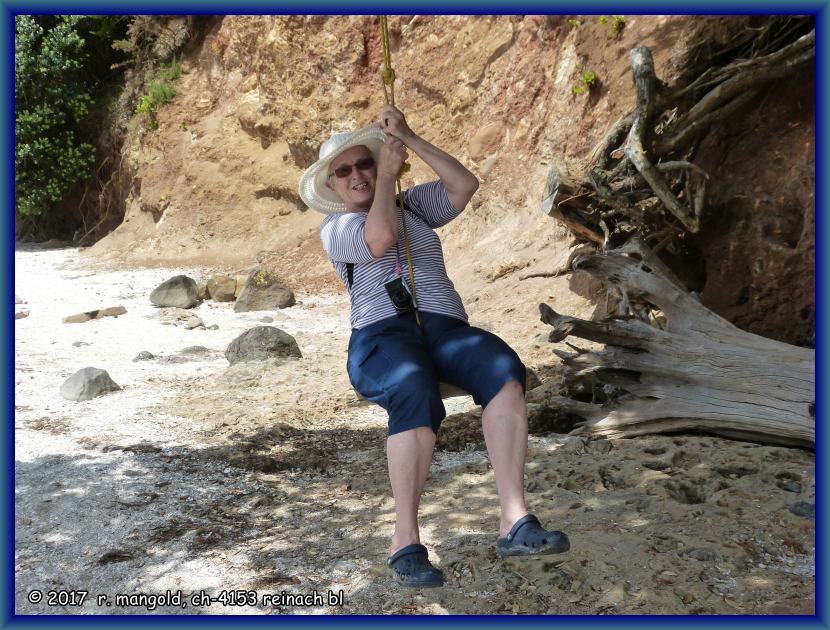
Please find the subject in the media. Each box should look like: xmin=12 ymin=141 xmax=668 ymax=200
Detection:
xmin=3 ymin=2 xmax=826 ymax=628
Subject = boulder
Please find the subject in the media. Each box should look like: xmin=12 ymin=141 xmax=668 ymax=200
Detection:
xmin=196 ymin=281 xmax=209 ymax=301
xmin=207 ymin=275 xmax=237 ymax=302
xmin=234 ymin=267 xmax=295 ymax=312
xmin=225 ymin=326 xmax=302 ymax=365
xmin=150 ymin=275 xmax=198 ymax=309
xmin=60 ymin=367 xmax=121 ymax=401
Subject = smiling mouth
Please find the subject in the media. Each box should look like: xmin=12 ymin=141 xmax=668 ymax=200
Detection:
xmin=352 ymin=182 xmax=369 ymax=192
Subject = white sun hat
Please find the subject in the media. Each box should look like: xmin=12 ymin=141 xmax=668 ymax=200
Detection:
xmin=298 ymin=123 xmax=387 ymax=214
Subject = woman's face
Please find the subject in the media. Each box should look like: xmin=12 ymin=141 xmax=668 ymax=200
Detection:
xmin=325 ymin=145 xmax=377 ymax=212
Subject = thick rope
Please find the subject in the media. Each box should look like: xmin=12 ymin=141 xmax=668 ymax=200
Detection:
xmin=379 ymin=15 xmax=420 ymax=325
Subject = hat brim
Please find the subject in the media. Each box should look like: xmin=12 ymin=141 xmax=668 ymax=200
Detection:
xmin=298 ymin=124 xmax=387 ymax=214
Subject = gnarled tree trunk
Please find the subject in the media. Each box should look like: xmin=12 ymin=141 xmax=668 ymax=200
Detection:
xmin=538 ymin=243 xmax=814 ymax=449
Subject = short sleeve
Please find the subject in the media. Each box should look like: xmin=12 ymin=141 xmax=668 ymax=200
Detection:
xmin=402 ymin=180 xmax=463 ymax=228
xmin=320 ymin=213 xmax=379 ymax=264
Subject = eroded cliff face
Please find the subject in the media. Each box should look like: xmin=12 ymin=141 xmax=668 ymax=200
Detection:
xmin=87 ymin=15 xmax=814 ymax=344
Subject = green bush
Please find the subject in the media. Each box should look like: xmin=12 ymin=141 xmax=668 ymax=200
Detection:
xmin=15 ymin=15 xmax=96 ymax=218
xmin=134 ymin=58 xmax=182 ymax=129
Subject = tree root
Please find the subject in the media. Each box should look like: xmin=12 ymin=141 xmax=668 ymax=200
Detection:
xmin=540 ymin=22 xmax=814 ymax=250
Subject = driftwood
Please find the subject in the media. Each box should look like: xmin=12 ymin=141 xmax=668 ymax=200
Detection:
xmin=538 ymin=244 xmax=814 ymax=448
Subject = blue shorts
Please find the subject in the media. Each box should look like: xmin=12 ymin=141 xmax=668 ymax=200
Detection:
xmin=347 ymin=310 xmax=526 ymax=436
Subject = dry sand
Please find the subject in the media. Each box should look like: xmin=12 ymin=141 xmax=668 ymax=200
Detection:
xmin=14 ymin=244 xmax=814 ymax=615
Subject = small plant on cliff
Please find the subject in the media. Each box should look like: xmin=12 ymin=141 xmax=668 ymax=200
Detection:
xmin=572 ymin=71 xmax=599 ymax=95
xmin=568 ymin=18 xmax=581 ymax=28
xmin=599 ymin=15 xmax=626 ymax=37
xmin=134 ymin=57 xmax=181 ymax=129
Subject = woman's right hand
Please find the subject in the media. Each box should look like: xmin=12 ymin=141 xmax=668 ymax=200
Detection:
xmin=378 ymin=136 xmax=409 ymax=178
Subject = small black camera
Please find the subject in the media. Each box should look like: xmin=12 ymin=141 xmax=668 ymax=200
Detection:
xmin=384 ymin=277 xmax=416 ymax=315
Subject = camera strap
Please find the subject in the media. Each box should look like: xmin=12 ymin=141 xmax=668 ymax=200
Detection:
xmin=344 ymin=194 xmax=407 ymax=292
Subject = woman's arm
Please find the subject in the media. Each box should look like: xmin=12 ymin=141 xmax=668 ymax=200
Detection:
xmin=364 ymin=136 xmax=408 ymax=257
xmin=381 ymin=105 xmax=479 ymax=211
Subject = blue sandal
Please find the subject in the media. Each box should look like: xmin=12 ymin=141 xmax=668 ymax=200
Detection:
xmin=387 ymin=544 xmax=445 ymax=588
xmin=496 ymin=514 xmax=570 ymax=557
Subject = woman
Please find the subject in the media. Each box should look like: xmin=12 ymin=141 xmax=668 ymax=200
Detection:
xmin=299 ymin=105 xmax=569 ymax=588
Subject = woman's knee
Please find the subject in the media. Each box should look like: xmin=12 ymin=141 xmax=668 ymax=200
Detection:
xmin=488 ymin=378 xmax=525 ymax=406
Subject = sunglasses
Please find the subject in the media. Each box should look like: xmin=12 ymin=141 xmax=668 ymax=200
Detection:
xmin=328 ymin=156 xmax=375 ymax=179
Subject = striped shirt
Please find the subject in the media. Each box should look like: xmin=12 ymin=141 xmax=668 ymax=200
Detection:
xmin=320 ymin=180 xmax=468 ymax=329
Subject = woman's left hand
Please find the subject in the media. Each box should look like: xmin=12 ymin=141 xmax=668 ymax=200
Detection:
xmin=381 ymin=105 xmax=416 ymax=145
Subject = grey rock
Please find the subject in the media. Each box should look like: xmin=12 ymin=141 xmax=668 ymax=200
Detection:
xmin=184 ymin=315 xmax=205 ymax=330
xmin=561 ymin=435 xmax=587 ymax=454
xmin=72 ymin=341 xmax=91 ymax=347
xmin=260 ymin=316 xmax=275 ymax=323
xmin=150 ymin=275 xmax=199 ymax=309
xmin=60 ymin=367 xmax=121 ymax=401
xmin=225 ymin=326 xmax=302 ymax=365
xmin=133 ymin=351 xmax=155 ymax=362
xmin=778 ymin=480 xmax=802 ymax=493
xmin=207 ymin=324 xmax=220 ymax=330
xmin=789 ymin=502 xmax=814 ymax=519
xmin=626 ymin=496 xmax=650 ymax=512
xmin=687 ymin=547 xmax=717 ymax=562
xmin=588 ymin=438 xmax=613 ymax=454
xmin=234 ymin=266 xmax=295 ymax=312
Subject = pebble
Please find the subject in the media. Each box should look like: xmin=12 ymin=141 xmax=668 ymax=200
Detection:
xmin=561 ymin=436 xmax=587 ymax=454
xmin=588 ymin=438 xmax=612 ymax=454
xmin=133 ymin=351 xmax=155 ymax=362
xmin=687 ymin=547 xmax=717 ymax=562
xmin=789 ymin=502 xmax=814 ymax=519
xmin=778 ymin=481 xmax=802 ymax=493
xmin=185 ymin=316 xmax=204 ymax=330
